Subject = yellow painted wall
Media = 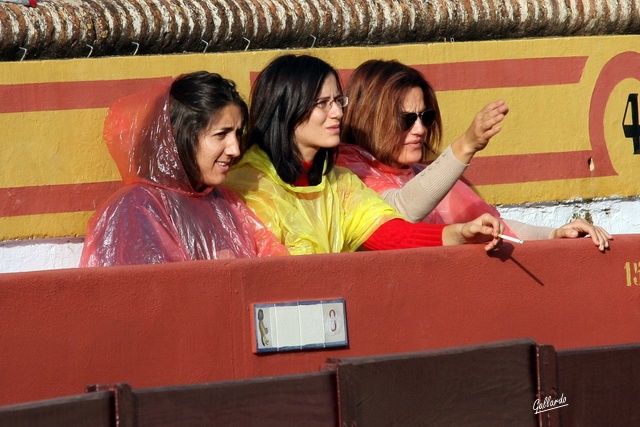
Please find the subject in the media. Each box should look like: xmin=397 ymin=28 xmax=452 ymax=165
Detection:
xmin=1 ymin=35 xmax=639 ymax=239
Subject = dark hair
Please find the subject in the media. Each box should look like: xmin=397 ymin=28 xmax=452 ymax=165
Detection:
xmin=169 ymin=71 xmax=248 ymax=189
xmin=342 ymin=60 xmax=442 ymax=165
xmin=247 ymin=54 xmax=341 ymax=186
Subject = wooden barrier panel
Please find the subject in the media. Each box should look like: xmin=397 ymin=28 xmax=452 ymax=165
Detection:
xmin=1 ymin=235 xmax=640 ymax=406
xmin=327 ymin=339 xmax=549 ymax=426
xmin=134 ymin=372 xmax=337 ymax=426
xmin=557 ymin=344 xmax=640 ymax=426
xmin=0 ymin=391 xmax=114 ymax=427
xmin=3 ymin=341 xmax=640 ymax=425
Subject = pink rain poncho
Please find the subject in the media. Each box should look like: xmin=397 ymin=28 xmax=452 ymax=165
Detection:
xmin=80 ymin=83 xmax=289 ymax=267
xmin=337 ymin=143 xmax=513 ymax=229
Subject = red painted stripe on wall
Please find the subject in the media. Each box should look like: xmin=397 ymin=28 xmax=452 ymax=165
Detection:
xmin=412 ymin=57 xmax=588 ymax=90
xmin=1 ymin=181 xmax=122 ymax=217
xmin=0 ymin=149 xmax=607 ymax=218
xmin=336 ymin=57 xmax=588 ymax=91
xmin=464 ymin=151 xmax=606 ymax=186
xmin=0 ymin=77 xmax=173 ymax=113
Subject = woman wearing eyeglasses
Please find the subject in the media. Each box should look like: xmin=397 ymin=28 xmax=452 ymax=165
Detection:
xmin=226 ymin=54 xmax=507 ymax=254
xmin=338 ymin=59 xmax=612 ymax=250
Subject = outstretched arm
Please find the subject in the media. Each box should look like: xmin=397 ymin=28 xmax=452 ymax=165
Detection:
xmin=503 ymin=218 xmax=612 ymax=252
xmin=381 ymin=145 xmax=466 ymax=222
xmin=381 ymin=101 xmax=509 ymax=222
xmin=502 ymin=219 xmax=555 ymax=240
xmin=361 ymin=214 xmax=503 ymax=253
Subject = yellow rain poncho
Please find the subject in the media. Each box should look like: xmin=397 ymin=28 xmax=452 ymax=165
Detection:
xmin=226 ymin=145 xmax=402 ymax=255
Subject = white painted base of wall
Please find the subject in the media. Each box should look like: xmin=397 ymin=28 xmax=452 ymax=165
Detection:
xmin=1 ymin=197 xmax=638 ymax=274
xmin=497 ymin=196 xmax=640 ymax=235
xmin=0 ymin=238 xmax=84 ymax=274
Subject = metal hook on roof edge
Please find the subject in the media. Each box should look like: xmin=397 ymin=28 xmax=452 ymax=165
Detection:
xmin=201 ymin=39 xmax=210 ymax=54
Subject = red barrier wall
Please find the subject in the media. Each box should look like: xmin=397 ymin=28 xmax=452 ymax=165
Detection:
xmin=1 ymin=235 xmax=639 ymax=406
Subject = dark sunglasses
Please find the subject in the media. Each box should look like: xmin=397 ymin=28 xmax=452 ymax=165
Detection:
xmin=401 ymin=109 xmax=436 ymax=131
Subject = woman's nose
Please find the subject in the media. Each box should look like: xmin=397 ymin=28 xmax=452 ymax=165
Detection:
xmin=329 ymin=102 xmax=343 ymax=119
xmin=227 ymin=137 xmax=241 ymax=157
xmin=411 ymin=118 xmax=426 ymax=135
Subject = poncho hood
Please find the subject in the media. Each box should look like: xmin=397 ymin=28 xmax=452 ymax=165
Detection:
xmin=80 ymin=82 xmax=289 ymax=267
xmin=104 ymin=82 xmax=211 ymax=197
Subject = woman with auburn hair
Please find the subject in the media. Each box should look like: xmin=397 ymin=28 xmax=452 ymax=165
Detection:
xmin=338 ymin=59 xmax=612 ymax=251
xmin=226 ymin=54 xmax=506 ymax=254
xmin=80 ymin=71 xmax=289 ymax=267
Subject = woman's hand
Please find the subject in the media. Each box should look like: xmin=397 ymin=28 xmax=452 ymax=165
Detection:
xmin=551 ymin=218 xmax=612 ymax=252
xmin=451 ymin=100 xmax=509 ymax=164
xmin=442 ymin=213 xmax=504 ymax=251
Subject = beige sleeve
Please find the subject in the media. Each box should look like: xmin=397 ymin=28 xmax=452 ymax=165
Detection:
xmin=381 ymin=145 xmax=468 ymax=222
xmin=502 ymin=219 xmax=555 ymax=240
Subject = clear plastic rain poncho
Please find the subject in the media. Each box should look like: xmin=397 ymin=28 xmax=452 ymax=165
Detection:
xmin=225 ymin=145 xmax=402 ymax=255
xmin=337 ymin=143 xmax=512 ymax=229
xmin=80 ymin=84 xmax=289 ymax=267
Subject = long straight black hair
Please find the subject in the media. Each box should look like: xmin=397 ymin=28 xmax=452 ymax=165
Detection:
xmin=247 ymin=54 xmax=340 ymax=186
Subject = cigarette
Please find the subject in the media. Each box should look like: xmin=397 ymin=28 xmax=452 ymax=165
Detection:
xmin=498 ymin=233 xmax=524 ymax=244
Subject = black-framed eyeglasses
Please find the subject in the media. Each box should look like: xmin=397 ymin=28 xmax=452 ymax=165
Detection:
xmin=313 ymin=95 xmax=349 ymax=111
xmin=401 ymin=109 xmax=436 ymax=130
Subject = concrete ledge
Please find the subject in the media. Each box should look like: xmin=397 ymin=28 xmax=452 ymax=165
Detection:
xmin=1 ymin=234 xmax=639 ymax=405
xmin=1 ymin=0 xmax=640 ymax=60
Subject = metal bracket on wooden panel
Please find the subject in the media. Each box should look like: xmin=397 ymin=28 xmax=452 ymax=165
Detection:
xmin=86 ymin=383 xmax=134 ymax=427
